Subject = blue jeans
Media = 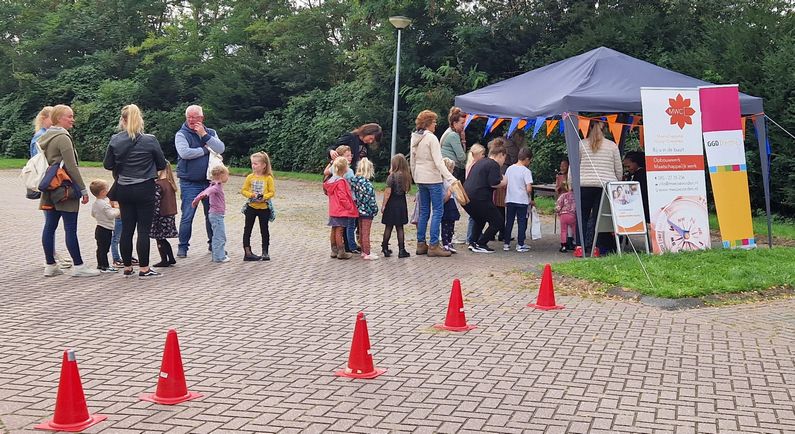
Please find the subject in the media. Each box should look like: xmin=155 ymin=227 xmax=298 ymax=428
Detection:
xmin=505 ymin=203 xmax=529 ymax=246
xmin=346 ymin=218 xmax=358 ymax=251
xmin=417 ymin=183 xmax=444 ymax=245
xmin=466 ymin=216 xmax=476 ymax=244
xmin=208 ymin=212 xmax=226 ymax=262
xmin=178 ymin=179 xmax=212 ymax=253
xmin=110 ymin=218 xmax=122 ymax=262
xmin=42 ymin=210 xmax=83 ymax=266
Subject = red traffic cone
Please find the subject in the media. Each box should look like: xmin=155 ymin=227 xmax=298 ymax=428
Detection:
xmin=34 ymin=350 xmax=107 ymax=432
xmin=335 ymin=312 xmax=386 ymax=379
xmin=433 ymin=279 xmax=477 ymax=331
xmin=573 ymin=246 xmax=583 ymax=258
xmin=140 ymin=329 xmax=202 ymax=405
xmin=528 ymin=264 xmax=565 ymax=310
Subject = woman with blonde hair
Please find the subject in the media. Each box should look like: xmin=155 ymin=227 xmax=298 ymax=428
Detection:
xmin=571 ymin=120 xmax=622 ymax=255
xmin=30 ymin=106 xmax=54 ymax=157
xmin=103 ymin=104 xmax=167 ymax=278
xmin=410 ymin=110 xmax=457 ymax=257
xmin=38 ymin=105 xmax=98 ymax=277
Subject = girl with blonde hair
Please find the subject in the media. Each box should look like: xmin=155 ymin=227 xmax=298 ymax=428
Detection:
xmin=324 ymin=156 xmax=359 ymax=259
xmin=240 ymin=151 xmax=276 ymax=261
xmin=30 ymin=106 xmax=54 ymax=157
xmin=349 ymin=157 xmax=379 ymax=259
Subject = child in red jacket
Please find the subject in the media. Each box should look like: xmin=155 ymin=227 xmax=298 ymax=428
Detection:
xmin=324 ymin=156 xmax=359 ymax=259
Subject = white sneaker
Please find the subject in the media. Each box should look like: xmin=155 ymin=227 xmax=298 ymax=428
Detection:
xmin=362 ymin=253 xmax=379 ymax=260
xmin=71 ymin=264 xmax=100 ymax=277
xmin=503 ymin=244 xmax=510 ymax=251
xmin=516 ymin=244 xmax=531 ymax=252
xmin=219 ymin=256 xmax=231 ymax=263
xmin=44 ymin=264 xmax=64 ymax=277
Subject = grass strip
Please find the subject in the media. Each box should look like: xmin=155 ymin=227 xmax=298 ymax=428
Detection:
xmin=554 ymin=246 xmax=795 ymax=298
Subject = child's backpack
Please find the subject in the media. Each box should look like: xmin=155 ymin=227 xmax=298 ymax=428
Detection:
xmin=20 ymin=144 xmax=48 ymax=199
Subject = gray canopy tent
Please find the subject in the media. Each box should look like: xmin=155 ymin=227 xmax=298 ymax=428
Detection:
xmin=455 ymin=46 xmax=772 ymax=251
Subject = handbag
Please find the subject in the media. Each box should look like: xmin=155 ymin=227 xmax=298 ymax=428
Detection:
xmin=530 ymin=205 xmax=542 ymax=240
xmin=107 ymin=135 xmax=140 ymax=201
xmin=206 ymin=149 xmax=224 ymax=180
xmin=449 ymin=180 xmax=469 ymax=206
xmin=410 ymin=195 xmax=419 ymax=225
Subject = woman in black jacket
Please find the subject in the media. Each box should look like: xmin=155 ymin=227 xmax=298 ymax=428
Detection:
xmin=104 ymin=104 xmax=167 ymax=278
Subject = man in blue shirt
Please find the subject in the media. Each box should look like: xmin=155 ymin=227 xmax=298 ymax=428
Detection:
xmin=175 ymin=105 xmax=225 ymax=258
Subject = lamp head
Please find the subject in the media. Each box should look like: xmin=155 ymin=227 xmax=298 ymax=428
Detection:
xmin=389 ymin=16 xmax=412 ymax=29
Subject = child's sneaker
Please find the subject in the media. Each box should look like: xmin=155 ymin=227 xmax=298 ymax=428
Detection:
xmin=218 ymin=256 xmax=231 ymax=263
xmin=362 ymin=253 xmax=379 ymax=260
xmin=112 ymin=260 xmax=124 ymax=268
xmin=99 ymin=266 xmax=118 ymax=273
xmin=503 ymin=244 xmax=510 ymax=251
xmin=517 ymin=244 xmax=531 ymax=252
xmin=130 ymin=257 xmax=139 ymax=265
xmin=444 ymin=244 xmax=457 ymax=254
xmin=123 ymin=268 xmax=135 ymax=278
xmin=56 ymin=254 xmax=73 ymax=269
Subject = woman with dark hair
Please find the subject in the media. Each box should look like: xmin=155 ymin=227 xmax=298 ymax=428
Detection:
xmin=38 ymin=105 xmax=99 ymax=277
xmin=440 ymin=107 xmax=468 ymax=180
xmin=623 ymin=150 xmax=649 ymax=222
xmin=410 ymin=110 xmax=457 ymax=257
xmin=328 ymin=123 xmax=382 ymax=172
xmin=104 ymin=104 xmax=167 ymax=278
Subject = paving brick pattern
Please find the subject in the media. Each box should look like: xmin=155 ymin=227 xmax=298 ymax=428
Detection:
xmin=1 ymin=168 xmax=794 ymax=433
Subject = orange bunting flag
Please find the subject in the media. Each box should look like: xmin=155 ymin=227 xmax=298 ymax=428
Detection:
xmin=517 ymin=119 xmax=527 ymax=130
xmin=578 ymin=117 xmax=590 ymax=138
xmin=741 ymin=117 xmax=747 ymax=140
xmin=491 ymin=118 xmax=504 ymax=133
xmin=630 ymin=115 xmax=641 ymax=131
xmin=608 ymin=120 xmax=623 ymax=144
xmin=546 ymin=120 xmax=559 ymax=136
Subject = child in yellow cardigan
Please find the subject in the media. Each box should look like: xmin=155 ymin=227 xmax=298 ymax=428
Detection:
xmin=240 ymin=152 xmax=275 ymax=261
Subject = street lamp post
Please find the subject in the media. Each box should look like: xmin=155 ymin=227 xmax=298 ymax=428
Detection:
xmin=389 ymin=16 xmax=411 ymax=158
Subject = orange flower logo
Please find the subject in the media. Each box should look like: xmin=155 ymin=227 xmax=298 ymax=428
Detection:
xmin=665 ymin=94 xmax=696 ymax=129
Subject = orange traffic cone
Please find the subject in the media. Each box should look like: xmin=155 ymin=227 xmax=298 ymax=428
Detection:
xmin=528 ymin=264 xmax=565 ymax=310
xmin=335 ymin=312 xmax=386 ymax=379
xmin=34 ymin=350 xmax=107 ymax=432
xmin=140 ymin=329 xmax=202 ymax=405
xmin=433 ymin=279 xmax=477 ymax=331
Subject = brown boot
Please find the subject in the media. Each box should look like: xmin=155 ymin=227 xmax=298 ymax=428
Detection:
xmin=428 ymin=243 xmax=452 ymax=257
xmin=416 ymin=241 xmax=428 ymax=255
xmin=336 ymin=251 xmax=352 ymax=259
xmin=331 ymin=244 xmax=338 ymax=258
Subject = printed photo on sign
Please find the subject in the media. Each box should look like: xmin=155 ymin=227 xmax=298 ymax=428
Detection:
xmin=606 ymin=181 xmax=646 ymax=235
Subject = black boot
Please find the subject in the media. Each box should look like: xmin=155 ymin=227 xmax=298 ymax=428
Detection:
xmin=153 ymin=240 xmax=173 ymax=268
xmin=244 ymin=247 xmax=261 ymax=261
xmin=381 ymin=243 xmax=392 ymax=258
xmin=398 ymin=243 xmax=410 ymax=258
xmin=559 ymin=243 xmax=568 ymax=253
xmin=566 ymin=236 xmax=575 ymax=250
xmin=261 ymin=246 xmax=270 ymax=261
xmin=162 ymin=240 xmax=176 ymax=265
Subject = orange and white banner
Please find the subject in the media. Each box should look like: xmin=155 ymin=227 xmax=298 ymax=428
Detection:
xmin=641 ymin=88 xmax=711 ymax=254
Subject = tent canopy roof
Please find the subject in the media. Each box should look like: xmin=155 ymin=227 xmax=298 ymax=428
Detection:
xmin=455 ymin=47 xmax=764 ymax=118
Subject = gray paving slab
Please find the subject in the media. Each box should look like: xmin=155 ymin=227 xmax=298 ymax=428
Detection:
xmin=1 ymin=167 xmax=794 ymax=433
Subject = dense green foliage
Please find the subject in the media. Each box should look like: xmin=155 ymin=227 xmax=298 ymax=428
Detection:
xmin=1 ymin=0 xmax=793 ymax=214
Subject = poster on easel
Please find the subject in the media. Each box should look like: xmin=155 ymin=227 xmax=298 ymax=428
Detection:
xmin=699 ymin=84 xmax=755 ymax=249
xmin=641 ymin=87 xmax=711 ymax=254
xmin=591 ymin=182 xmax=649 ymax=256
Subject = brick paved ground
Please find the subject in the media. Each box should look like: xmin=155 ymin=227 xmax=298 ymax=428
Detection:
xmin=1 ymin=167 xmax=794 ymax=433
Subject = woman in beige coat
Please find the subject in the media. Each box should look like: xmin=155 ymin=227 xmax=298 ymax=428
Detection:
xmin=410 ymin=110 xmax=457 ymax=257
xmin=39 ymin=105 xmax=99 ymax=277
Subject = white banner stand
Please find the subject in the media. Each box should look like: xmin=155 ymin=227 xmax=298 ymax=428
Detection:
xmin=591 ymin=182 xmax=650 ymax=256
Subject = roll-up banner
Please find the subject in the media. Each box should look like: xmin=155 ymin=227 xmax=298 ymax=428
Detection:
xmin=699 ymin=85 xmax=755 ymax=249
xmin=641 ymin=88 xmax=711 ymax=254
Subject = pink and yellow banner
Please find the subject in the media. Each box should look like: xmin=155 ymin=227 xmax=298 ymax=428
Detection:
xmin=699 ymin=85 xmax=755 ymax=249
xmin=641 ymin=88 xmax=711 ymax=254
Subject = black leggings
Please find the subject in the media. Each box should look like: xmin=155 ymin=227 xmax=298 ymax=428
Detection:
xmin=243 ymin=206 xmax=271 ymax=250
xmin=116 ymin=179 xmax=155 ymax=267
xmin=95 ymin=226 xmax=112 ymax=269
